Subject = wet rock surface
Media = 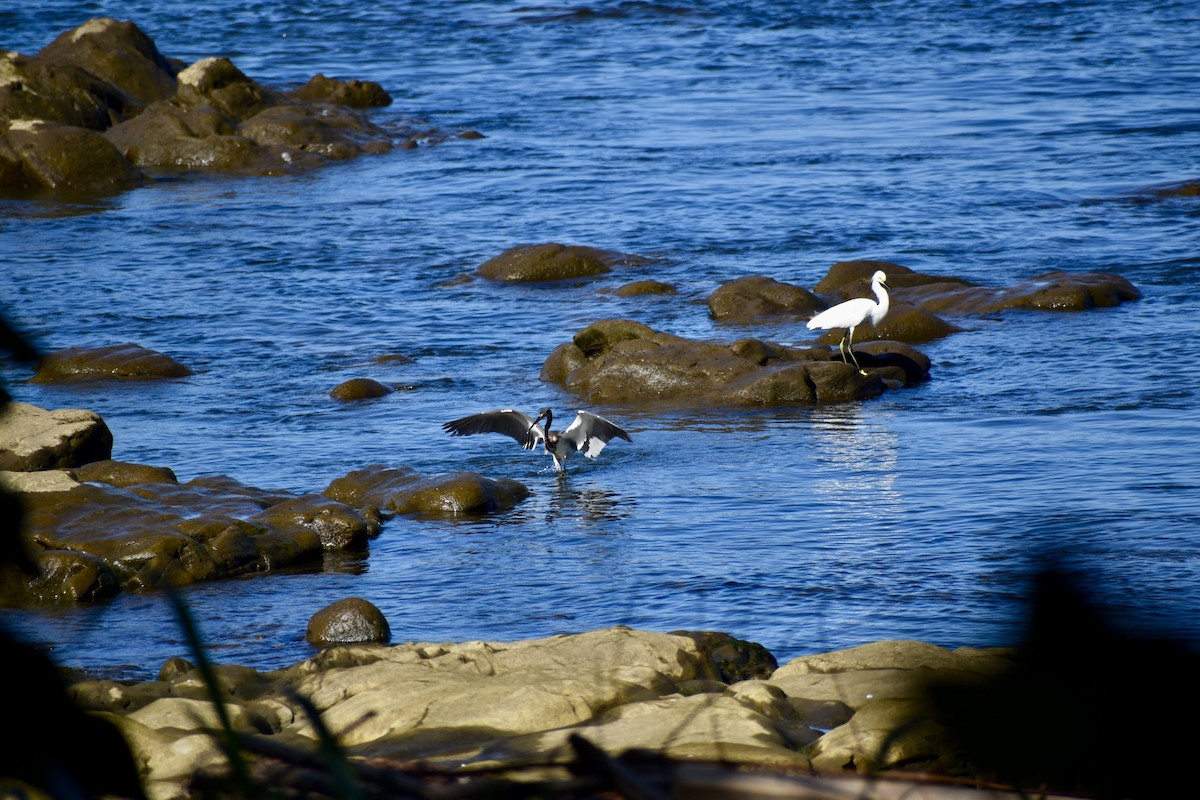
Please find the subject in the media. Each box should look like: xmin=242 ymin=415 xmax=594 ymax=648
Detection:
xmin=306 ymin=597 xmax=391 ymax=646
xmin=323 ymin=464 xmax=530 ymax=516
xmin=30 ymin=343 xmax=193 ymax=383
xmin=476 ymin=242 xmax=655 ymax=282
xmin=0 ymin=406 xmax=529 ymax=605
xmin=541 ymin=318 xmax=928 ymax=407
xmin=0 ymin=18 xmax=426 ymax=195
xmin=329 ymin=377 xmax=394 ymax=401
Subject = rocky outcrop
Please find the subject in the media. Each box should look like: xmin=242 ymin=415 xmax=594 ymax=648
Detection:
xmin=1 ymin=18 xmax=413 ymax=194
xmin=0 ymin=467 xmax=375 ymax=603
xmin=0 ymin=402 xmax=113 ymax=470
xmin=476 ymin=243 xmax=654 ymax=282
xmin=0 ymin=406 xmax=529 ymax=605
xmin=540 ymin=319 xmax=929 ymax=406
xmin=55 ymin=628 xmax=1060 ymax=800
xmin=30 ymin=343 xmax=193 ymax=383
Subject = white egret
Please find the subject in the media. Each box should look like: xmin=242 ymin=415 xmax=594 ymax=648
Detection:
xmin=442 ymin=408 xmax=632 ymax=472
xmin=806 ymin=270 xmax=891 ymax=374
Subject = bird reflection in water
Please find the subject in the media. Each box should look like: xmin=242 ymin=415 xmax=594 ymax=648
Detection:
xmin=547 ymin=475 xmax=632 ymax=525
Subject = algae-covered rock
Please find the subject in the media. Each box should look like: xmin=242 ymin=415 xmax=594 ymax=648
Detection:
xmin=477 ymin=243 xmax=650 ymax=282
xmin=287 ymin=73 xmax=392 ymax=108
xmin=30 ymin=343 xmax=192 ymax=383
xmin=330 ymin=377 xmax=393 ymax=401
xmin=2 ymin=120 xmax=145 ymax=193
xmin=707 ymin=274 xmax=823 ymax=322
xmin=324 ymin=464 xmax=530 ymax=516
xmin=542 ymin=319 xmax=926 ymax=407
xmin=306 ymin=597 xmax=391 ymax=646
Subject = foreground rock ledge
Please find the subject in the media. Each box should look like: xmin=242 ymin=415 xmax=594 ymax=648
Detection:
xmin=56 ymin=629 xmax=1062 ymax=800
xmin=541 ymin=319 xmax=930 ymax=406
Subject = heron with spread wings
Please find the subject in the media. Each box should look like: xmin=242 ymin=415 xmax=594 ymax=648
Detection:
xmin=442 ymin=408 xmax=632 ymax=472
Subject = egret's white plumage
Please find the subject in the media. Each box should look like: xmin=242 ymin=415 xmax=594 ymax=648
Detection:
xmin=442 ymin=408 xmax=632 ymax=472
xmin=806 ymin=270 xmax=891 ymax=374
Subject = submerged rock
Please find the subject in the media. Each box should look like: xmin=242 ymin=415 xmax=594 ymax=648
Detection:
xmin=476 ymin=242 xmax=653 ymax=282
xmin=30 ymin=343 xmax=193 ymax=383
xmin=541 ymin=319 xmax=927 ymax=407
xmin=323 ymin=464 xmax=530 ymax=516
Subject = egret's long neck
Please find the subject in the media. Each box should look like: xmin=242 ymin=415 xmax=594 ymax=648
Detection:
xmin=870 ymin=279 xmax=890 ymax=325
xmin=543 ymin=410 xmax=553 ymax=434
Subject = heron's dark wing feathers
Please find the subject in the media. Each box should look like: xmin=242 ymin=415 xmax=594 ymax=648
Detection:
xmin=562 ymin=411 xmax=633 ymax=459
xmin=442 ymin=409 xmax=544 ymax=450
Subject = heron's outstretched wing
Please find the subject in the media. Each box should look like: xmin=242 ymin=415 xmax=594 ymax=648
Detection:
xmin=562 ymin=411 xmax=633 ymax=459
xmin=442 ymin=409 xmax=544 ymax=450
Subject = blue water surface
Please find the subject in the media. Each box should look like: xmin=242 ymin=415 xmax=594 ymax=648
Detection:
xmin=1 ymin=0 xmax=1199 ymax=681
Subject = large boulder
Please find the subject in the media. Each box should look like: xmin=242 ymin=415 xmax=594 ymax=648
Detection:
xmin=1 ymin=119 xmax=144 ymax=193
xmin=36 ymin=17 xmax=179 ymax=108
xmin=540 ymin=319 xmax=928 ymax=407
xmin=0 ymin=402 xmax=113 ymax=470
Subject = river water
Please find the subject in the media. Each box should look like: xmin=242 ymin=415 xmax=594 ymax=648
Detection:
xmin=2 ymin=1 xmax=1198 ymax=681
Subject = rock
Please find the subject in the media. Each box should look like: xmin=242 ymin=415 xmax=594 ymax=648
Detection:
xmin=323 ymin=464 xmax=530 ymax=516
xmin=773 ymin=639 xmax=1014 ymax=677
xmin=287 ymin=74 xmax=392 ymax=108
xmin=611 ymin=279 xmax=677 ymax=296
xmin=672 ymin=630 xmax=778 ymax=683
xmin=806 ymin=697 xmax=952 ymax=774
xmin=0 ymin=51 xmax=135 ymax=131
xmin=250 ymin=494 xmax=375 ymax=550
xmin=30 ymin=343 xmax=192 ymax=383
xmin=816 ymin=261 xmax=1140 ymax=316
xmin=76 ymin=459 xmax=177 ymax=487
xmin=541 ymin=319 xmax=926 ymax=407
xmin=0 ymin=403 xmax=113 ymax=470
xmin=2 ymin=120 xmax=145 ymax=193
xmin=477 ymin=243 xmax=650 ymax=282
xmin=306 ymin=597 xmax=391 ymax=646
xmin=37 ymin=17 xmax=179 ymax=107
xmin=0 ymin=467 xmax=376 ymax=604
xmin=329 ymin=377 xmax=393 ymax=401
xmin=54 ymin=626 xmax=1114 ymax=797
xmin=707 ymin=275 xmax=823 ymax=322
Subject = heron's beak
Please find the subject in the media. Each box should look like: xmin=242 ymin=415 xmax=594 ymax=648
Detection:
xmin=529 ymin=412 xmax=546 ymax=433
